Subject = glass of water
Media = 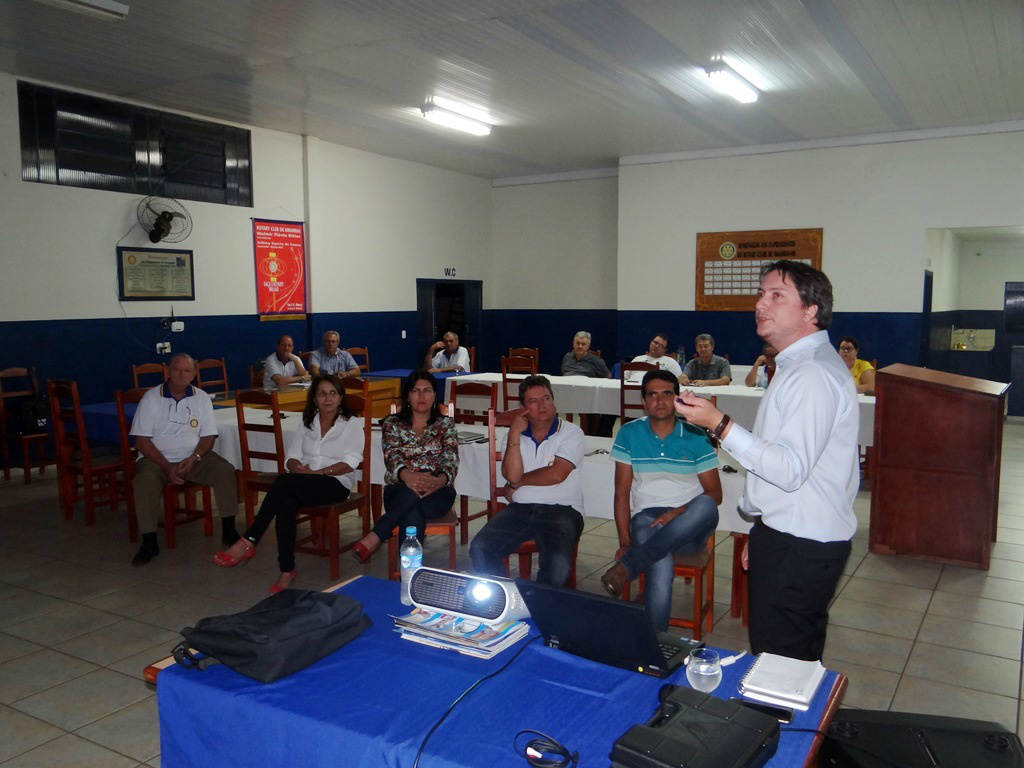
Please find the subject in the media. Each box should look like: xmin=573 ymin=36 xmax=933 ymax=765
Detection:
xmin=685 ymin=648 xmax=722 ymax=693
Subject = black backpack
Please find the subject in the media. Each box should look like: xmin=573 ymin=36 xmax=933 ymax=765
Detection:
xmin=173 ymin=589 xmax=371 ymax=683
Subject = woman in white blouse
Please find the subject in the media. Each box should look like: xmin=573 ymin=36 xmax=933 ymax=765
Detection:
xmin=213 ymin=374 xmax=363 ymax=593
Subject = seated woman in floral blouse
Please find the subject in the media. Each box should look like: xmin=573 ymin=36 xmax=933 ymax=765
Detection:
xmin=352 ymin=369 xmax=458 ymax=562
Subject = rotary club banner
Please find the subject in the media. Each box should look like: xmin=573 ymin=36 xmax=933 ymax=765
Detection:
xmin=252 ymin=219 xmax=306 ymax=318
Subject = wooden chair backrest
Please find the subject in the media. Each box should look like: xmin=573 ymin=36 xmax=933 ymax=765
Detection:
xmin=235 ymin=390 xmax=286 ymax=476
xmin=591 ymin=349 xmax=601 ymax=358
xmin=0 ymin=367 xmax=39 ymax=433
xmin=195 ymin=358 xmax=229 ymax=393
xmin=619 ymin=362 xmax=657 ymax=424
xmin=114 ymin=387 xmax=149 ymax=474
xmin=132 ymin=363 xmax=167 ymax=390
xmin=487 ymin=407 xmax=522 ymax=518
xmin=508 ymin=348 xmax=539 ymax=369
xmin=343 ymin=378 xmax=372 ymax=498
xmin=500 ymin=355 xmax=536 ymax=410
xmin=249 ymin=362 xmax=265 ymax=390
xmin=345 ymin=347 xmax=370 ymax=374
xmin=341 ymin=377 xmax=365 ymax=392
xmin=468 ymin=346 xmax=477 ymax=372
xmin=450 ymin=380 xmax=497 ymax=425
xmin=48 ymin=379 xmax=90 ymax=467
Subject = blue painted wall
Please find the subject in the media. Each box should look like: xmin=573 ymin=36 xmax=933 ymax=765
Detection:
xmin=2 ymin=308 xmax=934 ymax=407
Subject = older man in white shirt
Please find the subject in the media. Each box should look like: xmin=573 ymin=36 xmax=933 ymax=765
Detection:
xmin=676 ymin=260 xmax=858 ymax=661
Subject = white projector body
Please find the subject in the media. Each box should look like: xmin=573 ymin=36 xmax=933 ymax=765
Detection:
xmin=409 ymin=567 xmax=531 ymax=625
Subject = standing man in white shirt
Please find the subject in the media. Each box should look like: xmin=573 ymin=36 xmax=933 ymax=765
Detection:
xmin=676 ymin=260 xmax=859 ymax=661
xmin=425 ymin=331 xmax=471 ymax=373
xmin=630 ymin=333 xmax=683 ymax=381
xmin=263 ymin=334 xmax=311 ymax=391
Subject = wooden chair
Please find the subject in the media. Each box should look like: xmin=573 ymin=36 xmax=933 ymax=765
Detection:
xmin=249 ymin=361 xmax=265 ymax=389
xmin=619 ymin=362 xmax=656 ymax=424
xmin=508 ymin=347 xmax=539 ymax=371
xmin=486 ymin=408 xmax=578 ymax=587
xmin=235 ymin=390 xmax=286 ymax=527
xmin=386 ymin=510 xmax=459 ymax=580
xmin=293 ymin=379 xmax=372 ymax=580
xmin=500 ymin=355 xmax=536 ymax=410
xmin=467 ymin=346 xmax=477 ymax=372
xmin=114 ymin=388 xmax=213 ymax=547
xmin=195 ymin=358 xmax=229 ymax=394
xmin=449 ymin=380 xmax=498 ymax=544
xmin=0 ymin=367 xmax=49 ymax=484
xmin=346 ymin=347 xmax=370 ymax=374
xmin=623 ymin=536 xmax=715 ymax=640
xmin=132 ymin=363 xmax=167 ymax=390
xmin=48 ymin=380 xmax=124 ymax=526
xmin=730 ymin=532 xmax=750 ymax=626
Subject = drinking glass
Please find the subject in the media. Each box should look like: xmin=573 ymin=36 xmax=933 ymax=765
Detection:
xmin=685 ymin=648 xmax=722 ymax=693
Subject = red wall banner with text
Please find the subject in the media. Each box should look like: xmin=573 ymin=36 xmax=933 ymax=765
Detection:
xmin=252 ymin=219 xmax=306 ymax=317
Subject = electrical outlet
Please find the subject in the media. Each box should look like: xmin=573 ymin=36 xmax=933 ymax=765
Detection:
xmin=156 ymin=342 xmax=171 ymax=354
xmin=401 ymin=330 xmax=406 ymax=339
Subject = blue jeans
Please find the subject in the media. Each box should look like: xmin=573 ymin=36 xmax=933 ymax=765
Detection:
xmin=620 ymin=496 xmax=719 ymax=631
xmin=470 ymin=503 xmax=584 ymax=587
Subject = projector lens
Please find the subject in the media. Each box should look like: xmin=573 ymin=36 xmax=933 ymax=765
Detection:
xmin=470 ymin=582 xmax=492 ymax=602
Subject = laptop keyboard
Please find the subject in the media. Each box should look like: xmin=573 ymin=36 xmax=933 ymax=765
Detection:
xmin=659 ymin=642 xmax=682 ymax=662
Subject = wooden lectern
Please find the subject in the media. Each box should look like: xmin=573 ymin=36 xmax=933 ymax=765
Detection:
xmin=869 ymin=364 xmax=1009 ymax=569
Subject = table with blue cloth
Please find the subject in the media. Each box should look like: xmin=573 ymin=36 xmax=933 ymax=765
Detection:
xmin=156 ymin=576 xmax=845 ymax=768
xmin=366 ymin=368 xmax=465 ymax=382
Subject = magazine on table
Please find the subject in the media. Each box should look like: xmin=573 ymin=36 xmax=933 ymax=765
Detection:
xmin=390 ymin=609 xmax=529 ymax=658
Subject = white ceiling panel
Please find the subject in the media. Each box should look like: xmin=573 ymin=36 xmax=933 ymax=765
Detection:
xmin=2 ymin=0 xmax=1022 ymax=179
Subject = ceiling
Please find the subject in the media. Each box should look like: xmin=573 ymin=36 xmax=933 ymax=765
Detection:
xmin=1 ymin=0 xmax=1022 ymax=180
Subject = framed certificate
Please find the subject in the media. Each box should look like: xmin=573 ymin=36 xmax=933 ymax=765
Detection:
xmin=117 ymin=247 xmax=195 ymax=301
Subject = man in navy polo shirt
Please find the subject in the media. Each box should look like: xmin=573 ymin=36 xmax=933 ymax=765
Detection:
xmin=601 ymin=369 xmax=721 ymax=630
xmin=129 ymin=353 xmax=239 ymax=566
xmin=470 ymin=376 xmax=584 ymax=587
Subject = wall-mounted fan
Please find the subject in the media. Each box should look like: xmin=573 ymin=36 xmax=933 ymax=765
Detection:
xmin=137 ymin=196 xmax=193 ymax=243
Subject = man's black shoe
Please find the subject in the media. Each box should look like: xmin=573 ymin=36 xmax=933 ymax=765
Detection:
xmin=131 ymin=534 xmax=160 ymax=566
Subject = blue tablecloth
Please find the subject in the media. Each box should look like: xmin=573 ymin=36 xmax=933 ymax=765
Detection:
xmin=157 ymin=577 xmax=839 ymax=768
xmin=80 ymin=402 xmax=129 ymax=445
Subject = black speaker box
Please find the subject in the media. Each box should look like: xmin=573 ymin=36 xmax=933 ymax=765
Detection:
xmin=820 ymin=709 xmax=1023 ymax=768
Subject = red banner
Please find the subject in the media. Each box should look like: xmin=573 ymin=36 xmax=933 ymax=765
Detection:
xmin=252 ymin=219 xmax=306 ymax=317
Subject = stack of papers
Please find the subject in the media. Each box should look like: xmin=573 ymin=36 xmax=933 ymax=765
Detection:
xmin=391 ymin=609 xmax=529 ymax=659
xmin=737 ymin=653 xmax=827 ymax=711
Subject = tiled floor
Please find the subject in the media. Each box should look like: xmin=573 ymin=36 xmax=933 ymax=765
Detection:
xmin=1 ymin=423 xmax=1023 ymax=764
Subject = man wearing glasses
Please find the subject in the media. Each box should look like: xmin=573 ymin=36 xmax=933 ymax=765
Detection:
xmin=470 ymin=376 xmax=584 ymax=587
xmin=600 ymin=370 xmax=721 ymax=631
xmin=129 ymin=353 xmax=239 ymax=566
xmin=629 ymin=333 xmax=683 ymax=381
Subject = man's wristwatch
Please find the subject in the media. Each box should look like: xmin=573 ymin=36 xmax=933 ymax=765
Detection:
xmin=193 ymin=452 xmax=202 ymax=462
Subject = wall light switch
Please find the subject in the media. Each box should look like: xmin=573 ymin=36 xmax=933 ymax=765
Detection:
xmin=156 ymin=342 xmax=171 ymax=354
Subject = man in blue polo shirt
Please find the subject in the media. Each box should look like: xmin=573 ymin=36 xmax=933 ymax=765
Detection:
xmin=601 ymin=369 xmax=721 ymax=630
xmin=129 ymin=353 xmax=239 ymax=566
xmin=470 ymin=376 xmax=584 ymax=587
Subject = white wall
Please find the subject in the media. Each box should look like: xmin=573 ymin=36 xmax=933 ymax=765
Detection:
xmin=490 ymin=177 xmax=618 ymax=310
xmin=926 ymin=229 xmax=961 ymax=312
xmin=618 ymin=132 xmax=1024 ymax=313
xmin=305 ymin=138 xmax=491 ymax=312
xmin=0 ymin=72 xmax=306 ymax=321
xmin=958 ymin=241 xmax=1024 ymax=310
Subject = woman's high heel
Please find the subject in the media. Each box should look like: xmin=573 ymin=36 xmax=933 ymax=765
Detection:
xmin=270 ymin=571 xmax=297 ymax=594
xmin=212 ymin=538 xmax=255 ymax=568
xmin=352 ymin=541 xmax=373 ymax=564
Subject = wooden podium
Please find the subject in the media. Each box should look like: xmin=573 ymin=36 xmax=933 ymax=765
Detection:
xmin=869 ymin=364 xmax=1009 ymax=569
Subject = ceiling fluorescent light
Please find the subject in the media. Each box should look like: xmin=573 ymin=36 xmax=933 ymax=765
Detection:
xmin=34 ymin=0 xmax=129 ymax=21
xmin=421 ymin=104 xmax=491 ymax=136
xmin=705 ymin=62 xmax=758 ymax=104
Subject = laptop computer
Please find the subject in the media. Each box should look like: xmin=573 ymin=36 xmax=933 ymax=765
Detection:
xmin=516 ymin=579 xmax=702 ymax=678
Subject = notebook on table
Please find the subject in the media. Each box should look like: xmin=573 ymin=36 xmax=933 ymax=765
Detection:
xmin=737 ymin=653 xmax=827 ymax=711
xmin=516 ymin=579 xmax=702 ymax=678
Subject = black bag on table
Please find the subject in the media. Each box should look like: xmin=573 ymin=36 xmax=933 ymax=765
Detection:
xmin=172 ymin=589 xmax=371 ymax=683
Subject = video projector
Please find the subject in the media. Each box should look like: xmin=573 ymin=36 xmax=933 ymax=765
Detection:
xmin=409 ymin=567 xmax=531 ymax=625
